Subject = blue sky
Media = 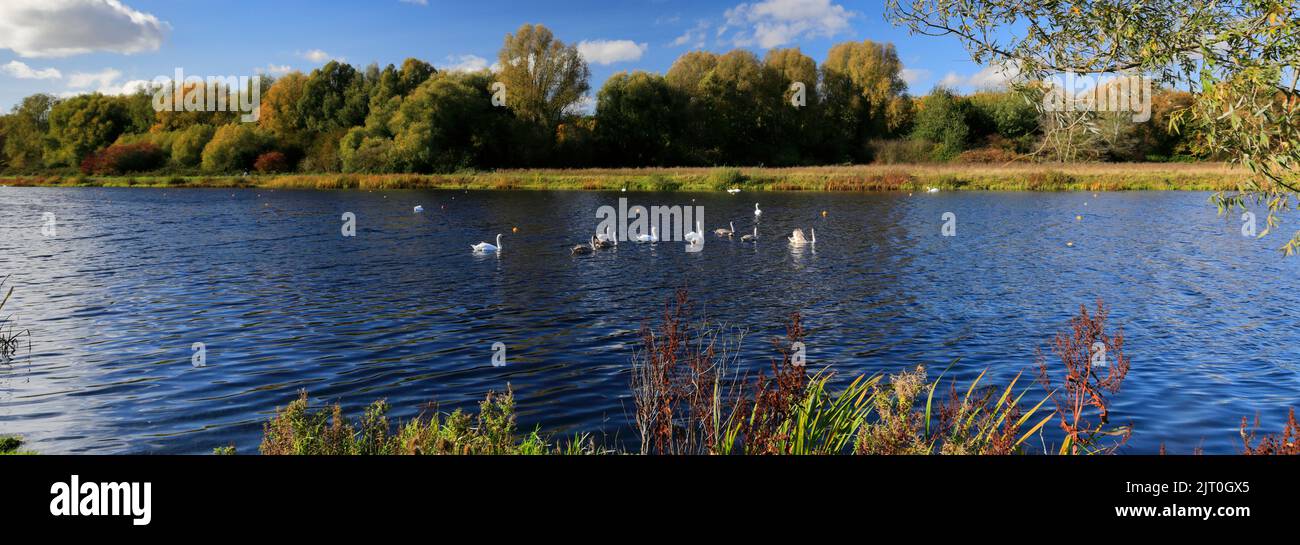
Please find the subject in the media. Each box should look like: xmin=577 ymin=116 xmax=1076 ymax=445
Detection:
xmin=0 ymin=0 xmax=1005 ymax=111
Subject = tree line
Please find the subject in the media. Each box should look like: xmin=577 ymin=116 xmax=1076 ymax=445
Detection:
xmin=0 ymin=24 xmax=1202 ymax=177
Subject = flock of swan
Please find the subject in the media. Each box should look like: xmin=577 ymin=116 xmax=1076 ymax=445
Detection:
xmin=451 ymin=200 xmax=815 ymax=255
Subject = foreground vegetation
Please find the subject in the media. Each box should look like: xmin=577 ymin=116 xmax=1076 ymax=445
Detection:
xmin=0 ymin=163 xmax=1244 ymax=192
xmin=244 ymin=291 xmax=1295 ymax=456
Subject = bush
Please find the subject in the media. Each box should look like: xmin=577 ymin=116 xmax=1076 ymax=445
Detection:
xmin=172 ymin=124 xmax=216 ymax=167
xmin=955 ymin=147 xmax=1020 ymax=163
xmin=253 ymin=151 xmax=290 ymax=173
xmin=707 ymin=167 xmax=746 ymax=190
xmin=201 ymin=124 xmax=269 ymax=172
xmin=79 ymin=142 xmax=167 ymax=175
xmin=868 ymin=139 xmax=934 ymax=164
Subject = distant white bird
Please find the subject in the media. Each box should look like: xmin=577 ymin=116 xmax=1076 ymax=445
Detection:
xmin=926 ymin=187 xmax=940 ymax=193
xmin=714 ymin=221 xmax=735 ymax=237
xmin=684 ymin=220 xmax=703 ymax=244
xmin=788 ymin=228 xmax=816 ymax=245
xmin=726 ymin=188 xmax=741 ymax=194
xmin=414 ymin=205 xmax=424 ymax=212
xmin=754 ymin=203 xmax=762 ymax=218
xmin=741 ymin=226 xmax=757 ymax=242
xmin=472 ymin=234 xmax=502 ymax=253
xmin=635 ymin=226 xmax=658 ymax=243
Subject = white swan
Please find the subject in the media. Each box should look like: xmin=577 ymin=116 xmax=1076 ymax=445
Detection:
xmin=472 ymin=234 xmax=502 ymax=253
xmin=754 ymin=203 xmax=762 ymax=218
xmin=572 ymin=237 xmax=595 ymax=255
xmin=788 ymin=228 xmax=816 ymax=245
xmin=684 ymin=220 xmax=703 ymax=244
xmin=741 ymin=226 xmax=757 ymax=242
xmin=592 ymin=232 xmax=615 ymax=250
xmin=413 ymin=205 xmax=424 ymax=213
xmin=635 ymin=226 xmax=658 ymax=243
xmin=595 ymin=226 xmax=616 ymax=243
xmin=726 ymin=188 xmax=741 ymax=194
xmin=714 ymin=221 xmax=734 ymax=237
xmin=926 ymin=187 xmax=939 ymax=193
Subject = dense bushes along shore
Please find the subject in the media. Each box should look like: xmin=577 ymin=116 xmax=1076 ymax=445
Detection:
xmin=0 ymin=24 xmax=1206 ymax=179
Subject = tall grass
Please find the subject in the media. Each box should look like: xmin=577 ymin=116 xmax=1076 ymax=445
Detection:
xmin=0 ymin=275 xmax=31 ymax=364
xmin=255 ymin=387 xmax=598 ymax=455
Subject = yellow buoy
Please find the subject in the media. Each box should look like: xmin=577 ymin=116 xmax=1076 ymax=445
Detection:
xmin=512 ymin=226 xmax=519 ymax=233
xmin=1076 ymin=215 xmax=1082 ymax=221
xmin=821 ymin=210 xmax=828 ymax=217
xmin=1067 ymin=241 xmax=1075 ymax=247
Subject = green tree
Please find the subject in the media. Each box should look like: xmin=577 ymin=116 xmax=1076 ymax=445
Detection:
xmin=2 ymin=94 xmax=57 ymax=171
xmin=765 ymin=48 xmax=821 ymax=164
xmin=911 ymin=88 xmax=970 ymax=161
xmin=495 ymin=24 xmax=590 ymax=127
xmin=46 ymin=94 xmax=133 ymax=167
xmin=298 ymin=61 xmax=370 ymax=133
xmin=172 ymin=123 xmax=217 ymax=167
xmin=594 ymin=71 xmax=686 ymax=166
xmin=201 ymin=124 xmax=269 ymax=172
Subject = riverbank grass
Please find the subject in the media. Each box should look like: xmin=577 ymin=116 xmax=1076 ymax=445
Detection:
xmin=2 ymin=163 xmax=1245 ymax=192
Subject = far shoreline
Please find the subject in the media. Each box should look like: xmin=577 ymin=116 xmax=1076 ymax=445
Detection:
xmin=1 ymin=162 xmax=1245 ymax=192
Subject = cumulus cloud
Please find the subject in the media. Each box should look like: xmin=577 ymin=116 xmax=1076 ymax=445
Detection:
xmin=59 ymin=67 xmax=149 ymax=95
xmin=399 ymin=0 xmax=428 ymax=5
xmin=68 ymin=68 xmax=122 ymax=89
xmin=440 ymin=54 xmax=492 ymax=72
xmin=939 ymin=62 xmax=1022 ymax=90
xmin=722 ymin=0 xmax=854 ymax=49
xmin=900 ymin=68 xmax=930 ymax=88
xmin=258 ymin=63 xmax=293 ymax=75
xmin=300 ymin=49 xmax=341 ymax=64
xmin=1 ymin=60 xmax=63 ymax=80
xmin=576 ymin=40 xmax=648 ymax=65
xmin=0 ymin=0 xmax=168 ymax=58
xmin=671 ymin=21 xmax=711 ymax=48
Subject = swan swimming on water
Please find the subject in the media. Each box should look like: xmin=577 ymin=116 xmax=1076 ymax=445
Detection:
xmin=741 ymin=226 xmax=757 ymax=242
xmin=726 ymin=188 xmax=741 ymax=194
xmin=414 ymin=205 xmax=424 ymax=213
xmin=684 ymin=220 xmax=703 ymax=244
xmin=788 ymin=228 xmax=816 ymax=245
xmin=714 ymin=221 xmax=734 ymax=237
xmin=635 ymin=226 xmax=658 ymax=243
xmin=472 ymin=234 xmax=502 ymax=253
xmin=592 ymin=232 xmax=615 ymax=249
xmin=572 ymin=237 xmax=595 ymax=255
xmin=595 ymin=226 xmax=617 ymax=244
xmin=926 ymin=187 xmax=939 ymax=193
xmin=754 ymin=203 xmax=762 ymax=218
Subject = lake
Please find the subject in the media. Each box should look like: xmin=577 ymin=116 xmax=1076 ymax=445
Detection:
xmin=1 ymin=186 xmax=1297 ymax=454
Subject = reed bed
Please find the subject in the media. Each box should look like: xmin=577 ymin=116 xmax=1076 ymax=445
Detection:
xmin=2 ymin=163 xmax=1245 ymax=192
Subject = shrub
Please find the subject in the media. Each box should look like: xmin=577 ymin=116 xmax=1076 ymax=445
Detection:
xmin=253 ymin=151 xmax=290 ymax=173
xmin=955 ymin=147 xmax=1020 ymax=164
xmin=201 ymin=124 xmax=269 ymax=172
xmin=79 ymin=142 xmax=167 ymax=175
xmin=707 ymin=167 xmax=746 ymax=190
xmin=868 ymin=139 xmax=934 ymax=164
xmin=258 ymin=387 xmax=568 ymax=455
xmin=172 ymin=124 xmax=216 ymax=167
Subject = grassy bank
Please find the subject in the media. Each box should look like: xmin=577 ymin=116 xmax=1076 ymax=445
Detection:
xmin=1 ymin=163 xmax=1245 ymax=192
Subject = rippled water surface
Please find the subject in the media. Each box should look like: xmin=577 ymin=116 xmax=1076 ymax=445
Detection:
xmin=1 ymin=186 xmax=1297 ymax=454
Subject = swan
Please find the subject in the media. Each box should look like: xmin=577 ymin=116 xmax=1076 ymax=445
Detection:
xmin=684 ymin=220 xmax=703 ymax=244
xmin=635 ymin=226 xmax=658 ymax=243
xmin=414 ymin=205 xmax=424 ymax=213
xmin=741 ymin=226 xmax=757 ymax=242
xmin=472 ymin=234 xmax=502 ymax=253
xmin=788 ymin=228 xmax=816 ymax=245
xmin=926 ymin=187 xmax=939 ymax=193
xmin=596 ymin=226 xmax=616 ymax=243
xmin=714 ymin=221 xmax=734 ymax=237
xmin=726 ymin=188 xmax=741 ymax=194
xmin=572 ymin=238 xmax=594 ymax=255
xmin=754 ymin=203 xmax=762 ymax=218
xmin=592 ymin=233 xmax=615 ymax=250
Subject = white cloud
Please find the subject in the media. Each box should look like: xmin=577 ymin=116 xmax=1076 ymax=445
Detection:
xmin=1 ymin=60 xmax=63 ymax=80
xmin=440 ymin=54 xmax=491 ymax=72
xmin=300 ymin=49 xmax=341 ymax=64
xmin=0 ymin=0 xmax=168 ymax=58
xmin=722 ymin=0 xmax=854 ymax=49
xmin=260 ymin=63 xmax=293 ymax=75
xmin=576 ymin=40 xmax=648 ymax=65
xmin=671 ymin=21 xmax=711 ymax=48
xmin=68 ymin=68 xmax=122 ymax=89
xmin=399 ymin=0 xmax=428 ymax=5
xmin=938 ymin=62 xmax=1021 ymax=90
xmin=564 ymin=94 xmax=597 ymax=116
xmin=900 ymin=68 xmax=930 ymax=87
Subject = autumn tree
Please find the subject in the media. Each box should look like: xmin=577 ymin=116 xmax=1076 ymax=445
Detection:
xmin=495 ymin=24 xmax=590 ymax=128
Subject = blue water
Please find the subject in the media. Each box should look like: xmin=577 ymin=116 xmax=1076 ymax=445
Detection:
xmin=1 ymin=186 xmax=1297 ymax=454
